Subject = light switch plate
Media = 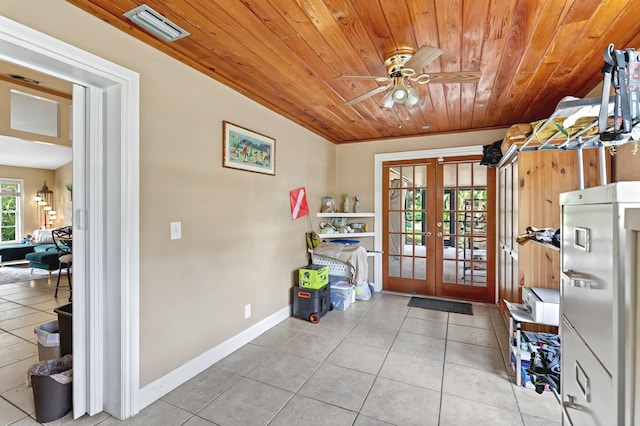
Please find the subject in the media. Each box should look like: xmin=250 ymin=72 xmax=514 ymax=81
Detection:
xmin=170 ymin=221 xmax=181 ymax=240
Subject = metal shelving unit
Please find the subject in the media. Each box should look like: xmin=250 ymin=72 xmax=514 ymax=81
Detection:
xmin=501 ymin=96 xmax=636 ymax=189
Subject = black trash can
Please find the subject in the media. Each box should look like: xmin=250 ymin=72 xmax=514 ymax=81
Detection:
xmin=54 ymin=303 xmax=72 ymax=356
xmin=28 ymin=354 xmax=73 ymax=423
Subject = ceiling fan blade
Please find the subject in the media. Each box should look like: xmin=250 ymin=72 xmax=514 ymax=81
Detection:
xmin=404 ymin=45 xmax=443 ymax=72
xmin=345 ymin=84 xmax=392 ymax=106
xmin=420 ymin=71 xmax=482 ymax=83
xmin=336 ymin=75 xmax=391 ymax=83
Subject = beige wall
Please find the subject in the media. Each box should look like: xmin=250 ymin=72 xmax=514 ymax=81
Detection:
xmin=0 ymin=0 xmax=335 ymax=386
xmin=53 ymin=161 xmax=72 ymax=226
xmin=333 ymin=129 xmax=508 ymax=214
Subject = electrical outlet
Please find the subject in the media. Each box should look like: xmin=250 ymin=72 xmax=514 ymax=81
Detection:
xmin=244 ymin=304 xmax=251 ymax=319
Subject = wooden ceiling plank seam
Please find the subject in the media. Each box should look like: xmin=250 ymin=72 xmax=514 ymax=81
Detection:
xmin=262 ymin=0 xmax=393 ymax=127
xmin=519 ymin=0 xmax=640 ymax=122
xmin=348 ymin=0 xmax=398 ymax=61
xmin=498 ymin=0 xmax=574 ymax=121
xmin=184 ymin=0 xmax=350 ymax=106
xmin=433 ymin=0 xmax=463 ymax=129
xmin=405 ymin=0 xmax=444 ymax=130
xmin=324 ymin=0 xmax=388 ymax=74
xmin=377 ymin=0 xmax=417 ymax=52
xmin=460 ymin=0 xmax=489 ymax=129
xmin=481 ymin=0 xmax=546 ymax=127
xmin=473 ymin=0 xmax=518 ymax=127
xmin=470 ymin=39 xmax=503 ymax=128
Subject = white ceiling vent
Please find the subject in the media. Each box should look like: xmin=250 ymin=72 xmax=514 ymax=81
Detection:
xmin=124 ymin=4 xmax=190 ymax=42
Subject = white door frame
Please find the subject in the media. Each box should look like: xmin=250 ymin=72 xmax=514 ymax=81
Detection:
xmin=0 ymin=17 xmax=140 ymax=419
xmin=373 ymin=146 xmax=483 ymax=292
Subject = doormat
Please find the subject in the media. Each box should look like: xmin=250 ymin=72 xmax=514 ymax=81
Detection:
xmin=407 ymin=297 xmax=473 ymax=315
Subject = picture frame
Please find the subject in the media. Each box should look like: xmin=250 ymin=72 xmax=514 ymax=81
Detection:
xmin=223 ymin=121 xmax=276 ymax=176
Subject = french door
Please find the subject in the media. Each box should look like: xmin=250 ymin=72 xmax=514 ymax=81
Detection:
xmin=382 ymin=156 xmax=495 ymax=302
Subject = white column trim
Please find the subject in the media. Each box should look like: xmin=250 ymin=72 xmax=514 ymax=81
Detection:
xmin=373 ymin=146 xmax=483 ymax=292
xmin=0 ymin=16 xmax=140 ymax=419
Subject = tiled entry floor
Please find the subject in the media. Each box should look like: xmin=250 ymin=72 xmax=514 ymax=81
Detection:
xmin=1 ymin=279 xmax=560 ymax=425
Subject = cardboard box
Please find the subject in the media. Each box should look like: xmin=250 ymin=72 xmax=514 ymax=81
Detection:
xmin=299 ymin=265 xmax=329 ymax=289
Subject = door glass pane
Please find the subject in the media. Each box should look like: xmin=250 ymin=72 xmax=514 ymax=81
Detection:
xmin=415 ymin=166 xmax=426 ymax=188
xmin=389 ymin=255 xmax=400 ymax=277
xmin=415 ymin=257 xmax=426 ymax=279
xmin=458 ymin=163 xmax=472 ymax=186
xmin=443 ymin=259 xmax=457 ymax=283
xmin=388 ymin=232 xmax=401 ymax=256
xmin=473 ymin=163 xmax=487 ymax=186
xmin=401 ymin=256 xmax=413 ymax=278
xmin=402 ymin=167 xmax=412 ymax=186
xmin=443 ymin=164 xmax=456 ymax=186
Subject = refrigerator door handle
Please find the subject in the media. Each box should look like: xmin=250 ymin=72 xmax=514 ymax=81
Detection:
xmin=562 ymin=271 xmax=593 ymax=289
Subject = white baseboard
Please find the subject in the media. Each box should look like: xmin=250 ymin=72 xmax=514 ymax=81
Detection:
xmin=135 ymin=304 xmax=291 ymax=412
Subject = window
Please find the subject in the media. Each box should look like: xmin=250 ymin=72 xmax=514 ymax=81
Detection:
xmin=1 ymin=180 xmax=21 ymax=243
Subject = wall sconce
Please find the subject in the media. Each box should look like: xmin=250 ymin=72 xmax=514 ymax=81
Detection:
xmin=35 ymin=181 xmax=54 ymax=229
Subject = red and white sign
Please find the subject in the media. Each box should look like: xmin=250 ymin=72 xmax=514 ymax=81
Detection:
xmin=289 ymin=187 xmax=309 ymax=220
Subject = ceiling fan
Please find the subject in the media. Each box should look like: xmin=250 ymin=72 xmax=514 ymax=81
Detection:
xmin=338 ymin=45 xmax=482 ymax=108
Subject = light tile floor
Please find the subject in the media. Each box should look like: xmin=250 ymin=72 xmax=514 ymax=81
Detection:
xmin=0 ymin=277 xmax=561 ymax=425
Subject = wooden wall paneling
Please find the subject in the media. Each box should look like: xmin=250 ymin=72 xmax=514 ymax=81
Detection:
xmin=498 ymin=138 xmax=606 ymax=334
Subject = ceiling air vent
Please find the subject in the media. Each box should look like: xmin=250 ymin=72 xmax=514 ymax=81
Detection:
xmin=124 ymin=4 xmax=190 ymax=42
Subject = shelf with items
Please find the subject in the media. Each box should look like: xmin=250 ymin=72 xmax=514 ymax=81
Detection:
xmin=317 ymin=212 xmax=375 ymax=218
xmin=505 ymin=300 xmax=559 ymax=388
xmin=316 ymin=212 xmax=377 ymax=257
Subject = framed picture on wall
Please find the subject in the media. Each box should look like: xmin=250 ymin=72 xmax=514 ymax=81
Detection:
xmin=222 ymin=121 xmax=275 ymax=176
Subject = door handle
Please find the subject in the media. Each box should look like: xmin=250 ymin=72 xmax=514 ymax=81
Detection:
xmin=426 ymin=232 xmax=432 ymax=237
xmin=437 ymin=232 xmax=443 ymax=237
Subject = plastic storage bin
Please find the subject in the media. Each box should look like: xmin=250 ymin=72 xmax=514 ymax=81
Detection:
xmin=28 ymin=354 xmax=73 ymax=423
xmin=330 ymin=283 xmax=353 ymax=310
xmin=34 ymin=320 xmax=61 ymax=361
xmin=54 ymin=304 xmax=72 ymax=356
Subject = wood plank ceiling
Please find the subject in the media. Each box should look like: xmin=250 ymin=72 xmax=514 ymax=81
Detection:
xmin=67 ymin=0 xmax=640 ymax=144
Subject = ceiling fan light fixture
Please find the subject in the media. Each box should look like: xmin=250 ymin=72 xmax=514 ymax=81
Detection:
xmin=406 ymin=87 xmax=421 ymax=107
xmin=391 ymin=83 xmax=408 ymax=102
xmin=381 ymin=91 xmax=394 ymax=108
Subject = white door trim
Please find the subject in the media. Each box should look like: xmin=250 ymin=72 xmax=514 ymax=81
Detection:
xmin=0 ymin=16 xmax=140 ymax=419
xmin=373 ymin=146 xmax=483 ymax=292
